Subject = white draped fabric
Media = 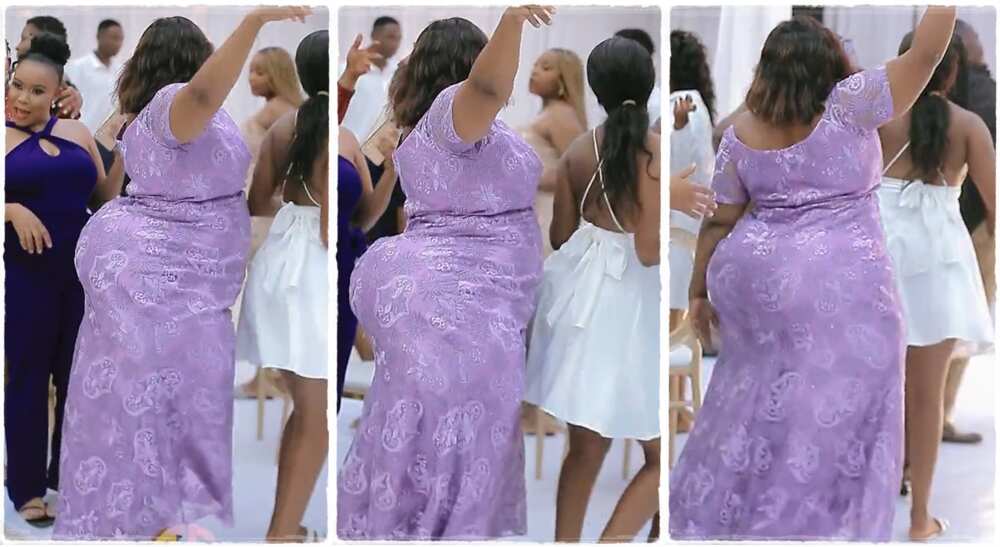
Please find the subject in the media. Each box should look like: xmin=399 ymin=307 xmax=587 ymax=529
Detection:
xmin=5 ymin=6 xmax=329 ymax=129
xmin=338 ymin=6 xmax=661 ymax=130
xmin=671 ymin=5 xmax=996 ymax=120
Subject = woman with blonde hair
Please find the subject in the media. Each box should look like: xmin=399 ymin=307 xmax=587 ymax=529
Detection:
xmin=236 ymin=45 xmax=304 ymax=400
xmin=519 ymin=46 xmax=587 ymax=437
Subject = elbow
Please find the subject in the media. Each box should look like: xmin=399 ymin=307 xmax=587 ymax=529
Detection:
xmin=636 ymin=241 xmax=660 ymax=267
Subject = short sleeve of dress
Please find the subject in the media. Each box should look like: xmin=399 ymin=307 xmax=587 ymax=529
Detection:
xmin=827 ymin=66 xmax=893 ymax=132
xmin=710 ymin=129 xmax=749 ymax=205
xmin=420 ymin=82 xmax=480 ymax=155
xmin=140 ymin=82 xmax=185 ymax=149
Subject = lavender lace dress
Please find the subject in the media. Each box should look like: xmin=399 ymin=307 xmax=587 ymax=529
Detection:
xmin=338 ymin=83 xmax=543 ymax=540
xmin=54 ymin=83 xmax=251 ymax=539
xmin=669 ymin=67 xmax=905 ymax=541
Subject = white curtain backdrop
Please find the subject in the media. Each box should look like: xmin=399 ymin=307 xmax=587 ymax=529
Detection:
xmin=5 ymin=5 xmax=329 ymax=127
xmin=671 ymin=5 xmax=996 ymax=119
xmin=338 ymin=6 xmax=661 ymax=130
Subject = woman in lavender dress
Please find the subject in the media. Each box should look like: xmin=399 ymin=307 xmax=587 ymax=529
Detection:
xmin=53 ymin=8 xmax=311 ymax=540
xmin=337 ymin=6 xmax=554 ymax=540
xmin=669 ymin=8 xmax=956 ymax=541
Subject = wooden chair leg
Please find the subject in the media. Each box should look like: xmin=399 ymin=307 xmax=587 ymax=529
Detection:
xmin=668 ymin=405 xmax=678 ymax=468
xmin=690 ymin=369 xmax=702 ymax=412
xmin=622 ymin=439 xmax=632 ymax=480
xmin=534 ymin=407 xmax=544 ymax=480
xmin=256 ymin=368 xmax=265 ymax=440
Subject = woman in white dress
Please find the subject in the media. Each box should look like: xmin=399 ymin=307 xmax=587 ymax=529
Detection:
xmin=518 ymin=47 xmax=588 ymax=436
xmin=668 ymin=30 xmax=716 ymax=435
xmin=524 ymin=36 xmax=660 ymax=542
xmin=877 ymin=33 xmax=994 ymax=541
xmin=235 ymin=31 xmax=329 ymax=541
xmin=236 ymin=46 xmax=303 ymax=400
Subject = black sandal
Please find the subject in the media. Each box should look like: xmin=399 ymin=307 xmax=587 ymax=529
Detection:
xmin=18 ymin=498 xmax=54 ymax=528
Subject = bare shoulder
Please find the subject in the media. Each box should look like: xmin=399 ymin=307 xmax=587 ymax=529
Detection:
xmin=339 ymin=126 xmax=361 ymax=157
xmin=52 ymin=118 xmax=94 ymax=146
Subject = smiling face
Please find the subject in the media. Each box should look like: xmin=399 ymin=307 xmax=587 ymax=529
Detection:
xmin=529 ymin=50 xmax=563 ymax=99
xmin=248 ymin=53 xmax=271 ymax=98
xmin=8 ymin=58 xmax=60 ymax=127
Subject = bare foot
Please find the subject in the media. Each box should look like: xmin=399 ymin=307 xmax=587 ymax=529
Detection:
xmin=909 ymin=517 xmax=947 ymax=541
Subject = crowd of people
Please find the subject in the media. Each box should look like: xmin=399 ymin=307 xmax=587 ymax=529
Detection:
xmin=669 ymin=7 xmax=994 ymax=541
xmin=335 ymin=6 xmax=670 ymax=542
xmin=5 ymin=6 xmax=331 ymax=541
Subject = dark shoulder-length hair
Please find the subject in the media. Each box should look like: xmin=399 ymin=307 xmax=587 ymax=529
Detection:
xmin=287 ymin=30 xmax=329 ymax=188
xmin=745 ymin=16 xmax=855 ymax=126
xmin=389 ymin=17 xmax=487 ymax=129
xmin=116 ymin=17 xmax=213 ymax=115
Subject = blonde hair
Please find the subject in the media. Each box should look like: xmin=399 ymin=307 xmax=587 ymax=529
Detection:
xmin=254 ymin=47 xmax=304 ymax=107
xmin=548 ymin=48 xmax=587 ymax=129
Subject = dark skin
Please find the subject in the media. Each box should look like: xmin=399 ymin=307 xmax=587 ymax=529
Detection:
xmin=878 ymin=64 xmax=995 ymax=543
xmin=96 ymin=24 xmax=124 ymax=65
xmin=550 ymin=127 xmax=660 ymax=542
xmin=16 ymin=23 xmax=82 ymax=118
xmin=689 ymin=9 xmax=958 ymax=541
xmin=370 ymin=22 xmax=401 ymax=69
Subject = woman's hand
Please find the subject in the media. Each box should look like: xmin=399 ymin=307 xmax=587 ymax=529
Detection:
xmin=671 ymin=164 xmax=716 ymax=218
xmin=503 ymin=5 xmax=556 ymax=28
xmin=345 ymin=34 xmax=382 ymax=80
xmin=248 ymin=6 xmax=312 ymax=25
xmin=6 ymin=203 xmax=52 ymax=254
xmin=374 ymin=125 xmax=400 ymax=165
xmin=55 ymin=85 xmax=82 ymax=119
xmin=673 ymin=95 xmax=696 ymax=130
xmin=689 ymin=296 xmax=718 ymax=349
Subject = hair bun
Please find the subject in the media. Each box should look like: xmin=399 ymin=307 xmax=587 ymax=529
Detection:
xmin=27 ymin=32 xmax=71 ymax=67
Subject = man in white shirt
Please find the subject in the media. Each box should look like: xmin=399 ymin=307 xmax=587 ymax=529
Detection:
xmin=65 ymin=19 xmax=124 ymax=133
xmin=614 ymin=28 xmax=661 ymax=128
xmin=340 ymin=16 xmax=402 ymax=142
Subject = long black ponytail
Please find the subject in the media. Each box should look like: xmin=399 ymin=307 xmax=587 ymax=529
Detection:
xmin=287 ymin=30 xmax=328 ymax=188
xmin=898 ymin=32 xmax=961 ymax=182
xmin=586 ymin=37 xmax=656 ymax=218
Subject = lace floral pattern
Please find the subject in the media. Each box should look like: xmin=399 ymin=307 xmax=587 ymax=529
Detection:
xmin=669 ymin=67 xmax=905 ymax=541
xmin=54 ymin=83 xmax=251 ymax=540
xmin=338 ymin=83 xmax=543 ymax=539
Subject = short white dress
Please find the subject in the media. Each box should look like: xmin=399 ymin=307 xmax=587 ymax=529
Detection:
xmin=237 ymin=185 xmax=328 ymax=379
xmin=669 ymin=90 xmax=714 ymax=310
xmin=877 ymin=141 xmax=993 ymax=347
xmin=524 ymin=131 xmax=660 ymax=440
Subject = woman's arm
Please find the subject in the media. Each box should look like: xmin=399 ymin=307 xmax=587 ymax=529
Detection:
xmin=634 ymin=134 xmax=661 ymax=266
xmin=248 ymin=112 xmax=294 ymax=217
xmin=966 ymin=112 xmax=996 ymax=231
xmin=170 ymin=7 xmax=311 ymax=144
xmin=452 ymin=6 xmax=554 ymax=143
xmin=689 ymin=202 xmax=747 ymax=300
xmin=353 ymin=145 xmax=398 ymax=232
xmin=550 ymin=151 xmax=578 ymax=250
xmin=885 ymin=6 xmax=956 ymax=118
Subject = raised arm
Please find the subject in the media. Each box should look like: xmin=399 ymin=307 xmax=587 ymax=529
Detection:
xmin=170 ymin=7 xmax=311 ymax=144
xmin=338 ymin=34 xmax=380 ymax=93
xmin=452 ymin=6 xmax=554 ymax=143
xmin=885 ymin=6 xmax=956 ymax=118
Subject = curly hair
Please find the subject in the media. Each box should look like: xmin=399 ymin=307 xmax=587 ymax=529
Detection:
xmin=745 ymin=16 xmax=855 ymax=126
xmin=389 ymin=17 xmax=488 ymax=129
xmin=116 ymin=17 xmax=213 ymax=115
xmin=670 ymin=30 xmax=716 ymax=123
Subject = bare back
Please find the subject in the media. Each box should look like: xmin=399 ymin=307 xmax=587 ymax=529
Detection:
xmin=879 ymin=102 xmax=980 ymax=186
xmin=560 ymin=126 xmax=660 ymax=233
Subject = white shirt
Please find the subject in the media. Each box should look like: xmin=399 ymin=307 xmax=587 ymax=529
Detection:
xmin=669 ymin=89 xmax=715 ymax=235
xmin=339 ymin=58 xmax=399 ymax=142
xmin=65 ymin=51 xmax=123 ymax=133
xmin=648 ymin=84 xmax=662 ymax=129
